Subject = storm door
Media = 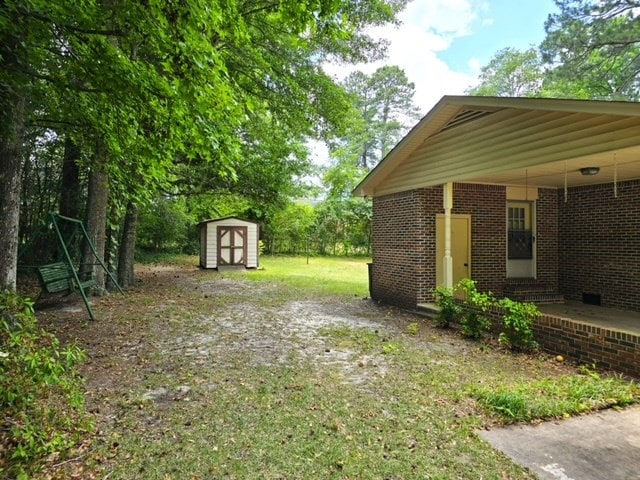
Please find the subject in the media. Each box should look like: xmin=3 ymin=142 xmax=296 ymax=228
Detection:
xmin=506 ymin=201 xmax=535 ymax=278
xmin=217 ymin=226 xmax=247 ymax=266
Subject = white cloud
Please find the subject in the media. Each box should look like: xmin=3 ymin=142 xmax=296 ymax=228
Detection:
xmin=467 ymin=57 xmax=483 ymax=74
xmin=324 ymin=0 xmax=487 ymax=114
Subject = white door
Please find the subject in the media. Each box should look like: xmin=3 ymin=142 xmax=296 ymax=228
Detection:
xmin=506 ymin=202 xmax=535 ymax=278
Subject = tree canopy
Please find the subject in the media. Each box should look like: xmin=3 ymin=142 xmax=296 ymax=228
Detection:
xmin=468 ymin=0 xmax=640 ymax=101
xmin=0 ymin=0 xmax=408 ymax=289
xmin=466 ymin=47 xmax=545 ymax=97
xmin=542 ymin=0 xmax=640 ymax=100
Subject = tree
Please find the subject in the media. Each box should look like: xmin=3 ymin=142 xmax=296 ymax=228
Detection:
xmin=263 ymin=202 xmax=316 ymax=255
xmin=308 ymin=65 xmax=419 ymax=256
xmin=335 ymin=66 xmax=421 ymax=169
xmin=541 ymin=0 xmax=640 ymax=100
xmin=0 ymin=0 xmax=408 ymax=290
xmin=466 ymin=47 xmax=545 ymax=97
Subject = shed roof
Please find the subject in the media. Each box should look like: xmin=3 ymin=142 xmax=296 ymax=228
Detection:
xmin=198 ymin=216 xmax=259 ymax=226
xmin=353 ymin=96 xmax=640 ymax=197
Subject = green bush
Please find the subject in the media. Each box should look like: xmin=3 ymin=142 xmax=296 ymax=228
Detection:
xmin=433 ymin=286 xmax=462 ymax=328
xmin=456 ymin=279 xmax=493 ymax=339
xmin=0 ymin=291 xmax=92 ymax=478
xmin=498 ymin=297 xmax=539 ymax=351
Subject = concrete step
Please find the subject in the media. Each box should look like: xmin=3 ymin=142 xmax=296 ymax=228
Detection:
xmin=415 ymin=303 xmax=440 ymax=319
xmin=505 ymin=292 xmax=565 ymax=305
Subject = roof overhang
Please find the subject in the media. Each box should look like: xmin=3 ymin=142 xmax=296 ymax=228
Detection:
xmin=353 ymin=96 xmax=640 ymax=197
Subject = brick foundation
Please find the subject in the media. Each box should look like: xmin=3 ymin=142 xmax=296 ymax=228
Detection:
xmin=481 ymin=308 xmax=640 ymax=378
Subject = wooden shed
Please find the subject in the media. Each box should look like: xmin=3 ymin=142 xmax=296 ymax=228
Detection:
xmin=199 ymin=217 xmax=259 ymax=269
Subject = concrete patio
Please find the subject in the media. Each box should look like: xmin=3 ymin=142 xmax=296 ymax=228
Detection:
xmin=538 ymin=301 xmax=640 ymax=336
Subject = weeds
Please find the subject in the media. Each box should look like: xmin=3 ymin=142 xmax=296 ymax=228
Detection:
xmin=0 ymin=291 xmax=92 ymax=478
xmin=498 ymin=297 xmax=539 ymax=351
xmin=457 ymin=279 xmax=494 ymax=339
xmin=434 ymin=280 xmax=540 ymax=351
xmin=472 ymin=367 xmax=640 ymax=423
xmin=405 ymin=322 xmax=420 ymax=335
xmin=433 ymin=286 xmax=462 ymax=328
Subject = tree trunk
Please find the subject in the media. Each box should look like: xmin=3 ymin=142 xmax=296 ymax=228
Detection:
xmin=0 ymin=22 xmax=28 ymax=290
xmin=82 ymin=145 xmax=110 ymax=292
xmin=118 ymin=201 xmax=138 ymax=288
xmin=0 ymin=96 xmax=25 ymax=291
xmin=59 ymin=137 xmax=83 ymax=219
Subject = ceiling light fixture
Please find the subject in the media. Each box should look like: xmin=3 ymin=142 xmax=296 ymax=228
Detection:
xmin=579 ymin=167 xmax=600 ymax=176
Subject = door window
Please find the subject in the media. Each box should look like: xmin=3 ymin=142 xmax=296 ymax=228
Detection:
xmin=507 ymin=206 xmax=532 ymax=259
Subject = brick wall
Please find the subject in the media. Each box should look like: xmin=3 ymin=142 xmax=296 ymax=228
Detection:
xmin=372 ymin=183 xmax=561 ymax=308
xmin=371 ymin=190 xmax=426 ymax=308
xmin=534 ymin=314 xmax=640 ymax=377
xmin=452 ymin=183 xmax=506 ymax=297
xmin=415 ymin=188 xmax=443 ymax=304
xmin=559 ymin=180 xmax=640 ymax=311
xmin=536 ymin=188 xmax=559 ymax=288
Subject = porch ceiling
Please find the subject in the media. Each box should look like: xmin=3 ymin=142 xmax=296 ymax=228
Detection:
xmin=469 ymin=144 xmax=640 ymax=188
xmin=354 ymin=96 xmax=640 ymax=197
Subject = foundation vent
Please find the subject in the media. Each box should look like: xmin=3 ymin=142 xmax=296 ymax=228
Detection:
xmin=582 ymin=293 xmax=601 ymax=306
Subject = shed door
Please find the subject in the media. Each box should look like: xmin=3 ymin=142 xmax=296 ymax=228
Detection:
xmin=218 ymin=226 xmax=247 ymax=266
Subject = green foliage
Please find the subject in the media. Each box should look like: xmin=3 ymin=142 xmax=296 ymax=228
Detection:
xmin=0 ymin=291 xmax=91 ymax=478
xmin=334 ymin=66 xmax=421 ymax=169
xmin=435 ymin=281 xmax=540 ymax=349
xmin=433 ymin=286 xmax=462 ymax=328
xmin=498 ymin=297 xmax=540 ymax=351
xmin=466 ymin=47 xmax=545 ymax=97
xmin=456 ymin=279 xmax=494 ymax=339
xmin=312 ymin=197 xmax=372 ymax=256
xmin=264 ymin=202 xmax=316 ymax=255
xmin=2 ymin=0 xmax=407 ymax=290
xmin=541 ymin=0 xmax=640 ymax=100
xmin=305 ymin=64 xmax=419 ymax=259
xmin=138 ymin=197 xmax=191 ymax=252
xmin=473 ymin=367 xmax=640 ymax=423
xmin=405 ymin=322 xmax=420 ymax=335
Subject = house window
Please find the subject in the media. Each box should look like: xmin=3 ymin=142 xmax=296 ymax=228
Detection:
xmin=507 ymin=207 xmax=533 ymax=259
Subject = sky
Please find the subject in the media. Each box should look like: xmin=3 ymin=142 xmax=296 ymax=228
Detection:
xmin=311 ymin=0 xmax=559 ymax=166
xmin=325 ymin=0 xmax=559 ymax=114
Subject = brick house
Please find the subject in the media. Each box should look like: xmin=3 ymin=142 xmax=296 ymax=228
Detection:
xmin=354 ymin=96 xmax=640 ymax=314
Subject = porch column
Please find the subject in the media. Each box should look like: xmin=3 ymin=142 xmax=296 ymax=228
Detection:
xmin=443 ymin=182 xmax=453 ymax=289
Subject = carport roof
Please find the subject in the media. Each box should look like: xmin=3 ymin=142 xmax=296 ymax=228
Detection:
xmin=353 ymin=96 xmax=640 ymax=197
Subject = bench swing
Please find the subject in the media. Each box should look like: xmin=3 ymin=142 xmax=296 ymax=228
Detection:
xmin=20 ymin=213 xmax=123 ymax=320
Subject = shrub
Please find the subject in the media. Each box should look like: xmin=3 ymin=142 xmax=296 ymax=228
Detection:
xmin=0 ymin=291 xmax=91 ymax=478
xmin=433 ymin=286 xmax=462 ymax=328
xmin=498 ymin=297 xmax=539 ymax=351
xmin=456 ymin=279 xmax=493 ymax=339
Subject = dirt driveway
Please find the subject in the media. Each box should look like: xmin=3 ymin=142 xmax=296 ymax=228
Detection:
xmin=37 ymin=263 xmax=586 ymax=479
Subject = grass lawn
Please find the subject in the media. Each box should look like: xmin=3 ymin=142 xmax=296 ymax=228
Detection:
xmin=243 ymin=255 xmax=371 ymax=297
xmin=36 ymin=255 xmax=638 ymax=479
